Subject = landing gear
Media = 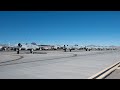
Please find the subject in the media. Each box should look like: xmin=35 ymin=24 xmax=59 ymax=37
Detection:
xmin=30 ymin=49 xmax=34 ymax=54
xmin=17 ymin=49 xmax=19 ymax=54
xmin=64 ymin=49 xmax=66 ymax=52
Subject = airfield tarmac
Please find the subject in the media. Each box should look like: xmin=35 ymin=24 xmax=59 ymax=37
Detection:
xmin=0 ymin=50 xmax=120 ymax=79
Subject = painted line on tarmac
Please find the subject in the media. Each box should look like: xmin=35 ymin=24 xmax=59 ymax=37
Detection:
xmin=88 ymin=61 xmax=120 ymax=79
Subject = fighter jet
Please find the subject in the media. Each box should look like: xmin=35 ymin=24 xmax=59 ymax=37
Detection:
xmin=53 ymin=45 xmax=63 ymax=50
xmin=9 ymin=43 xmax=39 ymax=51
xmin=25 ymin=43 xmax=39 ymax=50
xmin=62 ymin=44 xmax=80 ymax=52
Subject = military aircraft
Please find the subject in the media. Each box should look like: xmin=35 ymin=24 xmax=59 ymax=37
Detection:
xmin=8 ymin=43 xmax=40 ymax=51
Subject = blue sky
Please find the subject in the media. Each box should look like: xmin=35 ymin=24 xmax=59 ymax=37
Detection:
xmin=0 ymin=11 xmax=120 ymax=45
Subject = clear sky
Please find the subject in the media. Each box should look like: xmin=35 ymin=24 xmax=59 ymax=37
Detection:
xmin=0 ymin=11 xmax=120 ymax=46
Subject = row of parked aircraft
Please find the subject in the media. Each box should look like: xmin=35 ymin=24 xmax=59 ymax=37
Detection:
xmin=0 ymin=43 xmax=118 ymax=51
xmin=0 ymin=43 xmax=40 ymax=51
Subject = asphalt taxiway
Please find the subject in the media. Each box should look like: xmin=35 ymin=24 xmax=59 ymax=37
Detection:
xmin=0 ymin=50 xmax=120 ymax=79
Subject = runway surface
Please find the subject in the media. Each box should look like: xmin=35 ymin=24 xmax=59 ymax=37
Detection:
xmin=0 ymin=50 xmax=120 ymax=79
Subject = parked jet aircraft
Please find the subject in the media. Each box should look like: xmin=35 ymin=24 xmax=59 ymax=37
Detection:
xmin=9 ymin=43 xmax=40 ymax=51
